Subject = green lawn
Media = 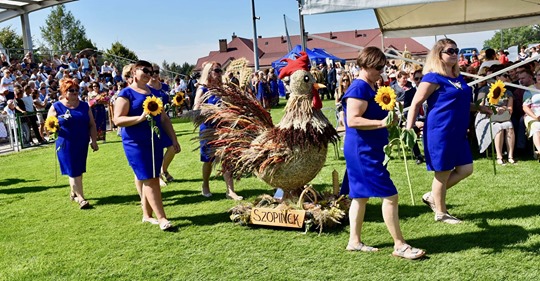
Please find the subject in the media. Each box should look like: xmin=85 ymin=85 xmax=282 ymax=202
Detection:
xmin=1 ymin=99 xmax=540 ymax=280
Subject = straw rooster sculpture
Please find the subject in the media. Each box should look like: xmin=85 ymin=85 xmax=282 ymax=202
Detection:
xmin=196 ymin=52 xmax=339 ymax=193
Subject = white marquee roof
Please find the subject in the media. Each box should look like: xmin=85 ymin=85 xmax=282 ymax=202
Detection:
xmin=0 ymin=0 xmax=77 ymax=23
xmin=301 ymin=0 xmax=540 ymax=38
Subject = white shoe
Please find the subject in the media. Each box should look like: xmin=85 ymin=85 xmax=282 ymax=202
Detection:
xmin=159 ymin=178 xmax=167 ymax=187
xmin=435 ymin=213 xmax=462 ymax=224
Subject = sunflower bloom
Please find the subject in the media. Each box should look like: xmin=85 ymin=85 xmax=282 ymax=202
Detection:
xmin=375 ymin=86 xmax=397 ymax=111
xmin=143 ymin=96 xmax=163 ymax=116
xmin=45 ymin=116 xmax=59 ymax=133
xmin=488 ymin=80 xmax=506 ymax=105
xmin=173 ymin=92 xmax=185 ymax=106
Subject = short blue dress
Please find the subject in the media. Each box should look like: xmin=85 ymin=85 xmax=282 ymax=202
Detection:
xmin=119 ymin=87 xmax=164 ymax=180
xmin=199 ymin=86 xmax=220 ymax=162
xmin=340 ymin=79 xmax=397 ymax=198
xmin=54 ymin=101 xmax=90 ymax=177
xmin=422 ymin=72 xmax=473 ymax=171
xmin=149 ymin=83 xmax=172 ymax=148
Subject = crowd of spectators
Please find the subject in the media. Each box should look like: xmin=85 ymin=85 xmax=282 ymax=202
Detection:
xmin=0 ymin=50 xmax=195 ymax=147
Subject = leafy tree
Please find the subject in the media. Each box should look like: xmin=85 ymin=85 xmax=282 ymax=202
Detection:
xmin=162 ymin=60 xmax=194 ymax=79
xmin=0 ymin=25 xmax=23 ymax=50
xmin=0 ymin=25 xmax=25 ymax=60
xmin=104 ymin=41 xmax=138 ymax=62
xmin=40 ymin=4 xmax=91 ymax=52
xmin=483 ymin=25 xmax=540 ymax=50
xmin=75 ymin=37 xmax=96 ymax=51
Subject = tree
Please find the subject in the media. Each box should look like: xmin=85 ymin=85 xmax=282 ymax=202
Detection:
xmin=104 ymin=41 xmax=138 ymax=62
xmin=40 ymin=4 xmax=91 ymax=52
xmin=0 ymin=25 xmax=23 ymax=50
xmin=162 ymin=60 xmax=194 ymax=79
xmin=483 ymin=25 xmax=540 ymax=50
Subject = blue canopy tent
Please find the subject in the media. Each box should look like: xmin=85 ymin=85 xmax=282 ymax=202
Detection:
xmin=312 ymin=48 xmax=346 ymax=66
xmin=271 ymin=45 xmax=347 ymax=74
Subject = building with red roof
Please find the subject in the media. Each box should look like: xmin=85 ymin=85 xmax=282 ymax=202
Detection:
xmin=195 ymin=28 xmax=429 ymax=70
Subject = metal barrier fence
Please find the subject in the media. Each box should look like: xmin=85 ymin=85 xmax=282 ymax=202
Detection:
xmin=0 ymin=112 xmax=49 ymax=153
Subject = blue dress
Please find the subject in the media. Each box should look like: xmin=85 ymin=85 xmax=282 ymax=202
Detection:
xmin=119 ymin=87 xmax=164 ymax=180
xmin=422 ymin=73 xmax=473 ymax=171
xmin=54 ymin=101 xmax=90 ymax=177
xmin=149 ymin=84 xmax=172 ymax=148
xmin=199 ymin=86 xmax=220 ymax=162
xmin=340 ymin=79 xmax=397 ymax=198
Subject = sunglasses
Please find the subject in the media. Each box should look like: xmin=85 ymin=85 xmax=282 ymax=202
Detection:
xmin=153 ymin=70 xmax=160 ymax=75
xmin=67 ymin=88 xmax=78 ymax=93
xmin=138 ymin=68 xmax=152 ymax=75
xmin=414 ymin=77 xmax=422 ymax=81
xmin=375 ymin=65 xmax=384 ymax=71
xmin=211 ymin=68 xmax=223 ymax=74
xmin=442 ymin=48 xmax=460 ymax=55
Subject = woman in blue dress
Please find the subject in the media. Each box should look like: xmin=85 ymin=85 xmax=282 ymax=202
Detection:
xmin=342 ymin=47 xmax=425 ymax=260
xmin=113 ymin=60 xmax=180 ymax=231
xmin=406 ymin=39 xmax=491 ymax=224
xmin=47 ymin=78 xmax=99 ymax=209
xmin=193 ymin=61 xmax=242 ymax=200
xmin=147 ymin=63 xmax=180 ymax=186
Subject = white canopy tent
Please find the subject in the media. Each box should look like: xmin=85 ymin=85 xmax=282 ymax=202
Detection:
xmin=300 ymin=0 xmax=540 ymax=38
xmin=300 ymin=0 xmax=540 ymax=92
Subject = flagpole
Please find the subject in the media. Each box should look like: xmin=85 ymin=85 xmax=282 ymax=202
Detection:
xmin=251 ymin=0 xmax=260 ymax=71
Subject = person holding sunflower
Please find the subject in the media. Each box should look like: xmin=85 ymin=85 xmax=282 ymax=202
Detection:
xmin=147 ymin=63 xmax=179 ymax=187
xmin=113 ymin=60 xmax=179 ymax=231
xmin=406 ymin=38 xmax=492 ymax=224
xmin=193 ymin=61 xmax=243 ymax=201
xmin=46 ymin=78 xmax=99 ymax=209
xmin=341 ymin=46 xmax=425 ymax=260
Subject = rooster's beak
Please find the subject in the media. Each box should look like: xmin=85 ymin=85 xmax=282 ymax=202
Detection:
xmin=313 ymin=83 xmax=326 ymax=90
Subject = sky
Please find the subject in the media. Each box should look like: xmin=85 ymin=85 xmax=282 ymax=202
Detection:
xmin=0 ymin=0 xmax=495 ymax=66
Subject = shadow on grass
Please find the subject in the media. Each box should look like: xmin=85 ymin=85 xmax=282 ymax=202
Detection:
xmin=0 ymin=178 xmax=39 ymax=187
xmin=402 ymin=221 xmax=540 ymax=255
xmin=462 ymin=204 xmax=540 ymax=221
xmin=0 ymin=182 xmax=67 ymax=195
xmin=169 ymin=211 xmax=230 ymax=226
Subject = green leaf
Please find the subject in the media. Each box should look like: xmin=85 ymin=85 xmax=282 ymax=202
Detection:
xmin=385 ymin=110 xmax=394 ymax=127
xmin=153 ymin=126 xmax=161 ymax=139
xmin=400 ymin=128 xmax=417 ymax=150
xmin=398 ymin=102 xmax=404 ymax=114
xmin=388 ymin=125 xmax=400 ymax=140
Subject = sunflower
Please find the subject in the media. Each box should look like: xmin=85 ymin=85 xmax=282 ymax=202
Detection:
xmin=44 ymin=116 xmax=59 ymax=133
xmin=488 ymin=80 xmax=506 ymax=105
xmin=143 ymin=96 xmax=163 ymax=116
xmin=173 ymin=92 xmax=185 ymax=106
xmin=374 ymin=86 xmax=397 ymax=111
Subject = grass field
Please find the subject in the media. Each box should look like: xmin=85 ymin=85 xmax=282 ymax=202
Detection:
xmin=1 ymin=99 xmax=540 ymax=280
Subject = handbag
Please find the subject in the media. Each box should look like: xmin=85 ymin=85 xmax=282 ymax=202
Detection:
xmin=490 ymin=110 xmax=511 ymax=123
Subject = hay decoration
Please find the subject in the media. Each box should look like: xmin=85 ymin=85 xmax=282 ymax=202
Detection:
xmin=228 ymin=187 xmax=350 ymax=234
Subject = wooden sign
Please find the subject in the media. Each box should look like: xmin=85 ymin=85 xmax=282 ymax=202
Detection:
xmin=250 ymin=208 xmax=305 ymax=228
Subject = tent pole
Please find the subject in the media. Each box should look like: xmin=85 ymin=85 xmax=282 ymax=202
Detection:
xmin=381 ymin=31 xmax=384 ymax=50
xmin=298 ymin=0 xmax=307 ymax=51
xmin=251 ymin=0 xmax=260 ymax=71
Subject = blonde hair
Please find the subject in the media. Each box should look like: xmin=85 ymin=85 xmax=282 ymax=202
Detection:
xmin=122 ymin=64 xmax=133 ymax=80
xmin=198 ymin=61 xmax=222 ymax=88
xmin=423 ymin=38 xmax=460 ymax=77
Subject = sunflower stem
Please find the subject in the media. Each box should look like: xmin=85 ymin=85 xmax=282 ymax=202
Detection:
xmin=399 ymin=138 xmax=415 ymax=205
xmin=489 ymin=120 xmax=497 ymax=175
xmin=150 ymin=117 xmax=156 ymax=178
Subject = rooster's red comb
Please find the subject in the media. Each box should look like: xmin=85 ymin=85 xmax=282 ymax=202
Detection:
xmin=278 ymin=51 xmax=309 ymax=79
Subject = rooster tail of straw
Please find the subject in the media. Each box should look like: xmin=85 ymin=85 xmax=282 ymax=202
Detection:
xmin=194 ymin=84 xmax=275 ymax=178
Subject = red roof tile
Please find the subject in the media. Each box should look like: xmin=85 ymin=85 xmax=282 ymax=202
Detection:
xmin=195 ymin=28 xmax=429 ymax=70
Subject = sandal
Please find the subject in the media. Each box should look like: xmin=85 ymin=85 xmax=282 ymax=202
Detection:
xmin=346 ymin=242 xmax=379 ymax=252
xmin=160 ymin=172 xmax=174 ymax=183
xmin=70 ymin=192 xmax=77 ymax=201
xmin=159 ymin=220 xmax=173 ymax=231
xmin=496 ymin=158 xmax=505 ymax=165
xmin=508 ymin=158 xmax=516 ymax=164
xmin=79 ymin=200 xmax=90 ymax=209
xmin=142 ymin=217 xmax=159 ymax=225
xmin=392 ymin=244 xmax=426 ymax=260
